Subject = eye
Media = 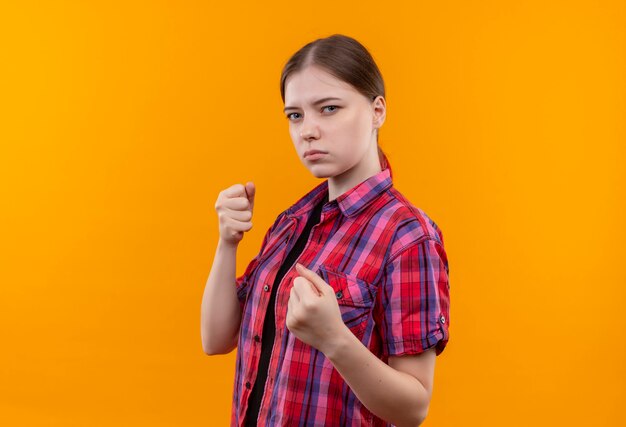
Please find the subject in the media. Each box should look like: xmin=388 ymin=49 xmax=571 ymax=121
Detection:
xmin=286 ymin=106 xmax=340 ymax=121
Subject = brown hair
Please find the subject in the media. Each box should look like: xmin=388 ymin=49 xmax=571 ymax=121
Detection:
xmin=279 ymin=34 xmax=393 ymax=179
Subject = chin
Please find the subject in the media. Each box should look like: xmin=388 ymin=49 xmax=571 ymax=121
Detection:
xmin=306 ymin=164 xmax=334 ymax=179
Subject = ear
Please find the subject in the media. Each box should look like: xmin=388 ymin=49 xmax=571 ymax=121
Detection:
xmin=372 ymin=95 xmax=386 ymax=129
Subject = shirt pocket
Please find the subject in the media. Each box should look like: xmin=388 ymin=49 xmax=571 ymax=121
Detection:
xmin=317 ymin=265 xmax=376 ymax=341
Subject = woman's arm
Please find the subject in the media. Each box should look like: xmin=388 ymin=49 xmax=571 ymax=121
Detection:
xmin=323 ymin=328 xmax=436 ymax=427
xmin=287 ymin=233 xmax=450 ymax=424
xmin=326 ymin=237 xmax=447 ymax=425
xmin=200 ymin=238 xmax=242 ymax=355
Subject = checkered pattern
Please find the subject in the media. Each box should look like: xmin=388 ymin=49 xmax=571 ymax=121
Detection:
xmin=231 ymin=165 xmax=450 ymax=426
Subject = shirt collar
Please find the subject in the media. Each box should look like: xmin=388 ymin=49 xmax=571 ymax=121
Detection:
xmin=285 ymin=166 xmax=393 ymax=219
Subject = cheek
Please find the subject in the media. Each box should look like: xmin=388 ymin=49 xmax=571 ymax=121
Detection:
xmin=356 ymin=109 xmax=374 ymax=132
xmin=341 ymin=108 xmax=370 ymax=134
xmin=289 ymin=126 xmax=299 ymax=143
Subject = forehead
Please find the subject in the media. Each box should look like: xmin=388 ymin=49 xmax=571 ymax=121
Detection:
xmin=284 ymin=65 xmax=358 ymax=105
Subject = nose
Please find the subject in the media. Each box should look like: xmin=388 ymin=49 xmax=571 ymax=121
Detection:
xmin=300 ymin=129 xmax=316 ymax=140
xmin=299 ymin=116 xmax=320 ymax=141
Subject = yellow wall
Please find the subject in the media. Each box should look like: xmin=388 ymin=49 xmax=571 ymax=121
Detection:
xmin=1 ymin=1 xmax=624 ymax=425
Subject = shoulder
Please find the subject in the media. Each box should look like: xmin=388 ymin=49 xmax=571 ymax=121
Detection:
xmin=377 ymin=187 xmax=445 ymax=260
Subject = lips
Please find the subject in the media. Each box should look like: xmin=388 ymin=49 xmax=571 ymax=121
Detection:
xmin=304 ymin=150 xmax=328 ymax=158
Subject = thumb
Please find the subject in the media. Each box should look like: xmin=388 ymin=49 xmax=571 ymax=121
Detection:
xmin=245 ymin=181 xmax=255 ymax=212
xmin=295 ymin=263 xmax=327 ymax=296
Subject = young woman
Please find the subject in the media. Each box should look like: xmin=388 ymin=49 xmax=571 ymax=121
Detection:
xmin=201 ymin=34 xmax=450 ymax=427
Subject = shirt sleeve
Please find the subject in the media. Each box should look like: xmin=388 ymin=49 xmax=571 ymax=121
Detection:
xmin=376 ymin=237 xmax=451 ymax=357
xmin=235 ymin=215 xmax=281 ymax=311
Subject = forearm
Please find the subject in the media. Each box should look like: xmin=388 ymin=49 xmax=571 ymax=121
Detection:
xmin=322 ymin=326 xmax=429 ymax=427
xmin=200 ymin=238 xmax=242 ymax=354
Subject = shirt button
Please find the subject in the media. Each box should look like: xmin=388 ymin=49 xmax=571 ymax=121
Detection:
xmin=254 ymin=335 xmax=260 ymax=342
xmin=263 ymin=284 xmax=270 ymax=292
xmin=245 ymin=381 xmax=251 ymax=389
xmin=439 ymin=314 xmax=446 ymax=324
xmin=335 ymin=290 xmax=343 ymax=299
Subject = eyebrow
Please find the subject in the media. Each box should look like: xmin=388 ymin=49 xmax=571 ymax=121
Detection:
xmin=283 ymin=97 xmax=343 ymax=112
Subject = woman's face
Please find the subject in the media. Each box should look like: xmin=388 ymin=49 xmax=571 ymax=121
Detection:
xmin=283 ymin=65 xmax=384 ymax=179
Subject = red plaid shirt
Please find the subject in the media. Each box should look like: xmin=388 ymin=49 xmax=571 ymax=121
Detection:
xmin=232 ymin=164 xmax=450 ymax=426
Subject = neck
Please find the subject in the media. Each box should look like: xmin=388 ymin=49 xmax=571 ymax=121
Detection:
xmin=327 ymin=153 xmax=382 ymax=202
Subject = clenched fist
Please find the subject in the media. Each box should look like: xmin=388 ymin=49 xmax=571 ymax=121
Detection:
xmin=286 ymin=263 xmax=347 ymax=355
xmin=215 ymin=181 xmax=256 ymax=246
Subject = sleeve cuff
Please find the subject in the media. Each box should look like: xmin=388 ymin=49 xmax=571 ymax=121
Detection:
xmin=383 ymin=326 xmax=449 ymax=357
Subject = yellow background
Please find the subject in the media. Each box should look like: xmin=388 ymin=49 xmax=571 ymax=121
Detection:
xmin=1 ymin=1 xmax=624 ymax=425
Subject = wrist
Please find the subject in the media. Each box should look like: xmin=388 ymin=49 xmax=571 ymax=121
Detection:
xmin=218 ymin=237 xmax=239 ymax=250
xmin=321 ymin=324 xmax=353 ymax=361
